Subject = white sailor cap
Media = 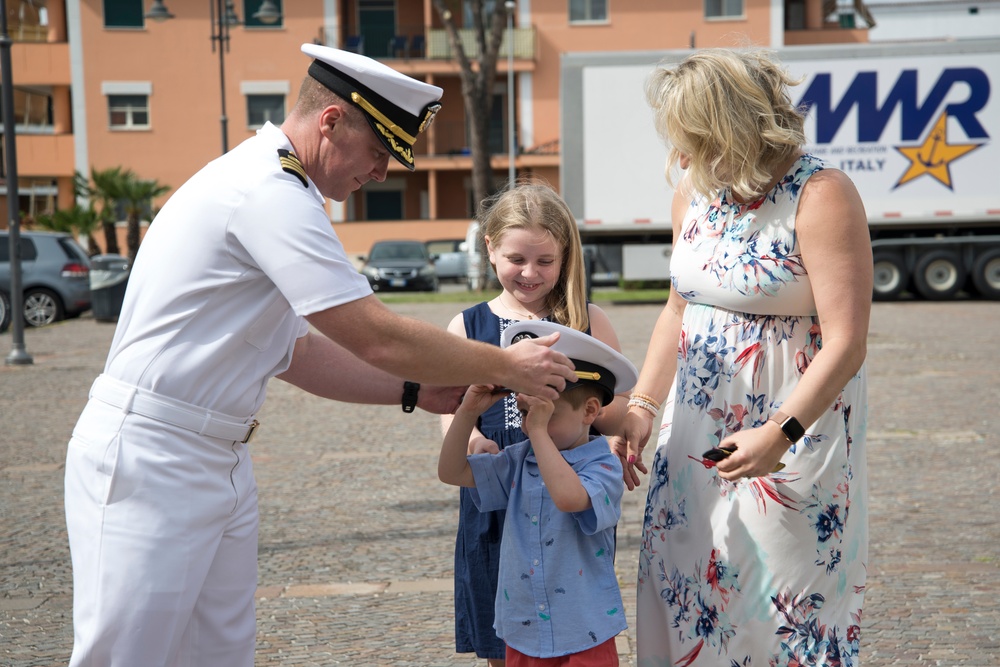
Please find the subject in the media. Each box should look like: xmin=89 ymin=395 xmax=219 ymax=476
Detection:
xmin=301 ymin=43 xmax=443 ymax=171
xmin=501 ymin=321 xmax=638 ymax=406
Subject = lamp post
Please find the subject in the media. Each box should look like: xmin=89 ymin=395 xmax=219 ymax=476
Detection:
xmin=2 ymin=0 xmax=33 ymax=365
xmin=145 ymin=0 xmax=282 ymax=155
xmin=505 ymin=0 xmax=515 ymax=189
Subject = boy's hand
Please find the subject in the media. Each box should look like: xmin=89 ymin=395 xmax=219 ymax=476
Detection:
xmin=469 ymin=436 xmax=500 ymax=455
xmin=458 ymin=384 xmax=507 ymax=418
xmin=515 ymin=393 xmax=555 ymax=439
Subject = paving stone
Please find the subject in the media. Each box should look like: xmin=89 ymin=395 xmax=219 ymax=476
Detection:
xmin=2 ymin=299 xmax=998 ymax=665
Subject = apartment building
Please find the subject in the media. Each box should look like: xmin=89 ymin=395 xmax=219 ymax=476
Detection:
xmin=1 ymin=0 xmax=871 ymax=256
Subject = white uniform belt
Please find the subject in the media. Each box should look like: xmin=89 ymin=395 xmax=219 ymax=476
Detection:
xmin=90 ymin=374 xmax=260 ymax=443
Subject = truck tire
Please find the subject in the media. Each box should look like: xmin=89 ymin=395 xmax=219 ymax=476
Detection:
xmin=872 ymin=252 xmax=908 ymax=301
xmin=971 ymin=248 xmax=1000 ymax=300
xmin=912 ymin=250 xmax=965 ymax=300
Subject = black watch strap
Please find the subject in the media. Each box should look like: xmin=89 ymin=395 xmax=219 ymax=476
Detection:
xmin=769 ymin=410 xmax=805 ymax=443
xmin=401 ymin=381 xmax=420 ymax=413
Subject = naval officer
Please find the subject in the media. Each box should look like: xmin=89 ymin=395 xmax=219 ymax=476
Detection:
xmin=64 ymin=44 xmax=576 ymax=667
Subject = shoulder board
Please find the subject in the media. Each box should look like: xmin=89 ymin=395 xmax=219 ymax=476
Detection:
xmin=277 ymin=149 xmax=308 ymax=188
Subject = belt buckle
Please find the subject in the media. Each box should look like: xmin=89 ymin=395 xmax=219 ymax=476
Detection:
xmin=242 ymin=419 xmax=260 ymax=444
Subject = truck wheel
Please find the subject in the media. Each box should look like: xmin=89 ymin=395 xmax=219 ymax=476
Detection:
xmin=912 ymin=250 xmax=965 ymax=300
xmin=971 ymin=248 xmax=1000 ymax=300
xmin=872 ymin=252 xmax=907 ymax=301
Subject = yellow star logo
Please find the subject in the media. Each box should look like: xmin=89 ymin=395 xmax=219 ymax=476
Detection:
xmin=895 ymin=111 xmax=982 ymax=189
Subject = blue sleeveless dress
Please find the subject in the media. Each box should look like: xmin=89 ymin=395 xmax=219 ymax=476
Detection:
xmin=453 ymin=301 xmax=540 ymax=658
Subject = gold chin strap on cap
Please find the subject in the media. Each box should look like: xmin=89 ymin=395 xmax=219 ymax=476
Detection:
xmin=575 ymin=371 xmax=602 ymax=381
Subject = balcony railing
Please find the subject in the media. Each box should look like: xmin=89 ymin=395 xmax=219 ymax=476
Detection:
xmin=427 ymin=27 xmax=535 ymax=60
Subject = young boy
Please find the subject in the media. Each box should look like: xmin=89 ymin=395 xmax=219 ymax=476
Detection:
xmin=439 ymin=320 xmax=638 ymax=666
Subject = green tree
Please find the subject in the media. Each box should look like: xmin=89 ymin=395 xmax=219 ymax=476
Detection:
xmin=34 ymin=204 xmax=102 ymax=256
xmin=89 ymin=166 xmax=126 ymax=255
xmin=89 ymin=167 xmax=170 ymax=263
xmin=116 ymin=171 xmax=170 ymax=264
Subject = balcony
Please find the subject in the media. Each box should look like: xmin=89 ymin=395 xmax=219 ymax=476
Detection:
xmin=426 ymin=27 xmax=535 ymax=60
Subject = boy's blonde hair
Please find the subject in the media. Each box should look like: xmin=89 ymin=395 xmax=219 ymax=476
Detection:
xmin=645 ymin=48 xmax=806 ymax=201
xmin=478 ymin=182 xmax=589 ymax=332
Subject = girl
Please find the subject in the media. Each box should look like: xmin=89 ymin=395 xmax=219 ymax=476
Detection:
xmin=441 ymin=182 xmax=628 ymax=666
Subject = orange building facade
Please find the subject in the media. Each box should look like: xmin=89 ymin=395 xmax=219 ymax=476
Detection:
xmin=1 ymin=0 xmax=868 ymax=257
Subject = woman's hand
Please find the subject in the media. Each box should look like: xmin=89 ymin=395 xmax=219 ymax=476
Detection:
xmin=714 ymin=420 xmax=789 ymax=481
xmin=609 ymin=409 xmax=655 ymax=491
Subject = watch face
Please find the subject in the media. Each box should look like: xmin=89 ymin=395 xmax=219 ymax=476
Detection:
xmin=782 ymin=416 xmax=805 ymax=443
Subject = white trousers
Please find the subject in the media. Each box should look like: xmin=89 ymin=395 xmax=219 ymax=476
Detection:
xmin=65 ymin=395 xmax=259 ymax=667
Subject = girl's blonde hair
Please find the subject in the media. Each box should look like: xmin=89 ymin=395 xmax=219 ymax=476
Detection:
xmin=478 ymin=181 xmax=589 ymax=331
xmin=645 ymin=48 xmax=807 ymax=201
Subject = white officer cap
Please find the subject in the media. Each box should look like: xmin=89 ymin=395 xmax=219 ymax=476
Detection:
xmin=301 ymin=43 xmax=443 ymax=171
xmin=501 ymin=321 xmax=638 ymax=406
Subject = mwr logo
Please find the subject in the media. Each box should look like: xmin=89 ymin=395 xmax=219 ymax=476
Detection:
xmin=798 ymin=67 xmax=990 ymax=190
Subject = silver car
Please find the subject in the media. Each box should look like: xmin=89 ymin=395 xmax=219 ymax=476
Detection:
xmin=0 ymin=231 xmax=92 ymax=328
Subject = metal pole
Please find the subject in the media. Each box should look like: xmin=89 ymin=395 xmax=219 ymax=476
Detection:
xmin=1 ymin=0 xmax=33 ymax=365
xmin=506 ymin=0 xmax=515 ymax=189
xmin=214 ymin=0 xmax=230 ymax=155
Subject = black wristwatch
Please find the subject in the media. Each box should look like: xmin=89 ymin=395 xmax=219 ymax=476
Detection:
xmin=401 ymin=381 xmax=420 ymax=413
xmin=769 ymin=411 xmax=805 ymax=444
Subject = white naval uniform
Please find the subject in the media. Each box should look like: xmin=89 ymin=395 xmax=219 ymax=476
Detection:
xmin=64 ymin=122 xmax=372 ymax=667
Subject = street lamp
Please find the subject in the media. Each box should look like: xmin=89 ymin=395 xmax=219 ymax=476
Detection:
xmin=2 ymin=0 xmax=33 ymax=364
xmin=145 ymin=0 xmax=282 ymax=155
xmin=505 ymin=0 xmax=515 ymax=189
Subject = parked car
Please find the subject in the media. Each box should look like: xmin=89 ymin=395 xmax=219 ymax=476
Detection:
xmin=425 ymin=239 xmax=468 ymax=283
xmin=0 ymin=230 xmax=92 ymax=328
xmin=359 ymin=240 xmax=439 ymax=292
xmin=0 ymin=289 xmax=9 ymax=334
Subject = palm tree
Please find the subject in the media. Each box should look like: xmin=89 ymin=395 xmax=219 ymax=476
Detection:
xmin=34 ymin=204 xmax=102 ymax=256
xmin=116 ymin=171 xmax=170 ymax=264
xmin=89 ymin=167 xmax=170 ymax=263
xmin=90 ymin=166 xmax=125 ymax=255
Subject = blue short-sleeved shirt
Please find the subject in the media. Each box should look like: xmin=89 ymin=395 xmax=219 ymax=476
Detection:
xmin=468 ymin=435 xmax=627 ymax=659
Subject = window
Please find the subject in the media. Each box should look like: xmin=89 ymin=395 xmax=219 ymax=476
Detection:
xmin=569 ymin=0 xmax=608 ymax=23
xmin=108 ymin=95 xmax=149 ymax=130
xmin=246 ymin=94 xmax=285 ymax=128
xmin=365 ymin=190 xmax=403 ymax=220
xmin=243 ymin=0 xmax=283 ymax=28
xmin=103 ymin=0 xmax=144 ymax=28
xmin=362 ymin=177 xmax=405 ymax=220
xmin=705 ymin=0 xmax=743 ymax=19
xmin=13 ymin=87 xmax=53 ymax=131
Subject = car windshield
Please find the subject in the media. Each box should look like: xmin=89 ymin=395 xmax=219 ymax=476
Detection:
xmin=370 ymin=243 xmax=426 ymax=261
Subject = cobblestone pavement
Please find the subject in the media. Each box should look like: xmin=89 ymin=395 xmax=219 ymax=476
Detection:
xmin=2 ymin=299 xmax=998 ymax=666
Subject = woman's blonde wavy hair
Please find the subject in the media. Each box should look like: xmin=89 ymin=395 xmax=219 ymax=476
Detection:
xmin=478 ymin=181 xmax=589 ymax=332
xmin=645 ymin=48 xmax=807 ymax=201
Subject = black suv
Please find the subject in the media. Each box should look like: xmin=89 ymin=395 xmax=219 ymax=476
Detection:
xmin=0 ymin=231 xmax=92 ymax=331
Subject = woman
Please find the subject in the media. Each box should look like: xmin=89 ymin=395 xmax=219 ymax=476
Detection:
xmin=613 ymin=48 xmax=873 ymax=665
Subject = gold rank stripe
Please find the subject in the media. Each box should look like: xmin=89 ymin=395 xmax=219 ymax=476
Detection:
xmin=352 ymin=92 xmax=416 ymax=145
xmin=278 ymin=150 xmax=308 ymax=188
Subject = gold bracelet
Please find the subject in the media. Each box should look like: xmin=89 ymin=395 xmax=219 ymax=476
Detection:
xmin=630 ymin=392 xmax=662 ymax=407
xmin=627 ymin=397 xmax=659 ymax=418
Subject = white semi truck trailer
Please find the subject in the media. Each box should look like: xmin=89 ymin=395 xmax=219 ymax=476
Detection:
xmin=560 ymin=38 xmax=1000 ymax=300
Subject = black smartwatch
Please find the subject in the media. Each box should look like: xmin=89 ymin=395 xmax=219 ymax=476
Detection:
xmin=769 ymin=411 xmax=804 ymax=444
xmin=401 ymin=381 xmax=420 ymax=413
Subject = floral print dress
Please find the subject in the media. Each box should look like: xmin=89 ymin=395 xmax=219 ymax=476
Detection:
xmin=636 ymin=155 xmax=869 ymax=667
